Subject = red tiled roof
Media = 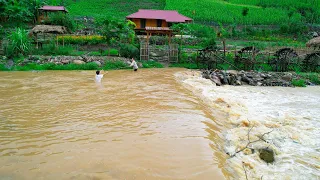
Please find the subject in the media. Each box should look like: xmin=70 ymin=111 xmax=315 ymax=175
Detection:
xmin=126 ymin=9 xmax=192 ymax=23
xmin=39 ymin=6 xmax=68 ymax=12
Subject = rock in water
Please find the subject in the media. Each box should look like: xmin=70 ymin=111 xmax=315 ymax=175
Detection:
xmin=282 ymin=73 xmax=292 ymax=81
xmin=210 ymin=75 xmax=222 ymax=86
xmin=235 ymin=80 xmax=242 ymax=86
xmin=259 ymin=148 xmax=275 ymax=163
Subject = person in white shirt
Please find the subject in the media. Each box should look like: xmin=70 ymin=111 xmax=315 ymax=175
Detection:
xmin=129 ymin=58 xmax=138 ymax=71
xmin=95 ymin=70 xmax=107 ymax=82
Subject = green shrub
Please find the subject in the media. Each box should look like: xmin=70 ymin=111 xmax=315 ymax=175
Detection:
xmin=202 ymin=37 xmax=217 ymax=49
xmin=103 ymin=60 xmax=129 ymax=70
xmin=119 ymin=43 xmax=139 ymax=58
xmin=6 ymin=28 xmax=31 ymax=57
xmin=292 ymin=79 xmax=306 ymax=87
xmin=179 ymin=53 xmax=189 ymax=63
xmin=104 ymin=49 xmax=119 ymax=56
xmin=256 ymin=64 xmax=273 ymax=72
xmin=33 ymin=44 xmax=74 ymax=56
xmin=141 ymin=61 xmax=164 ymax=68
xmin=298 ymin=73 xmax=320 ymax=85
xmin=89 ymin=51 xmax=101 ymax=56
xmin=13 ymin=62 xmax=99 ymax=71
xmin=44 ymin=12 xmax=75 ymax=32
xmin=0 ymin=64 xmax=9 ymax=71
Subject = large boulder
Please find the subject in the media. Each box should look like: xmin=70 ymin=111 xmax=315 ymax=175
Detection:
xmin=93 ymin=61 xmax=102 ymax=67
xmin=282 ymin=73 xmax=293 ymax=81
xmin=210 ymin=75 xmax=222 ymax=86
xmin=61 ymin=60 xmax=70 ymax=64
xmin=73 ymin=60 xmax=85 ymax=65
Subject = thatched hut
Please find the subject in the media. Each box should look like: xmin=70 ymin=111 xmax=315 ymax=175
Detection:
xmin=306 ymin=36 xmax=320 ymax=48
xmin=30 ymin=25 xmax=68 ymax=35
xmin=30 ymin=25 xmax=68 ymax=48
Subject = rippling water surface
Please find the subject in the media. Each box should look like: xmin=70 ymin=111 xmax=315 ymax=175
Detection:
xmin=176 ymin=71 xmax=320 ymax=179
xmin=0 ymin=69 xmax=227 ymax=179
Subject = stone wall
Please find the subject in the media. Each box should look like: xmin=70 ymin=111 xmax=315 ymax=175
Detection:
xmin=19 ymin=55 xmax=132 ymax=67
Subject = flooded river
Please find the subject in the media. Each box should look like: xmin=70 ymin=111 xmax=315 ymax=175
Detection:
xmin=0 ymin=69 xmax=228 ymax=179
xmin=177 ymin=71 xmax=320 ymax=179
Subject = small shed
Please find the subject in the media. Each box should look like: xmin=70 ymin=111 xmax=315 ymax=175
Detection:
xmin=30 ymin=25 xmax=68 ymax=48
xmin=38 ymin=5 xmax=68 ymax=22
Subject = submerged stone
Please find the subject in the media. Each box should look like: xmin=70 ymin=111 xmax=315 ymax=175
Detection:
xmin=259 ymin=148 xmax=275 ymax=163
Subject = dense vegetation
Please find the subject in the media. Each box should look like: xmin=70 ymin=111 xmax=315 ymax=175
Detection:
xmin=0 ymin=60 xmax=164 ymax=71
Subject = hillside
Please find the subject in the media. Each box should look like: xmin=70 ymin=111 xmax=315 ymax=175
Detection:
xmin=59 ymin=0 xmax=165 ymax=18
xmin=56 ymin=0 xmax=320 ymax=25
xmin=165 ymin=0 xmax=320 ymax=25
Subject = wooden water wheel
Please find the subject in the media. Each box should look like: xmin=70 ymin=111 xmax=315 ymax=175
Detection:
xmin=196 ymin=46 xmax=219 ymax=69
xmin=234 ymin=46 xmax=259 ymax=70
xmin=273 ymin=48 xmax=298 ymax=72
xmin=303 ymin=52 xmax=320 ymax=72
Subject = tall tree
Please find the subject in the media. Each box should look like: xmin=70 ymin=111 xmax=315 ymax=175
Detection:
xmin=242 ymin=7 xmax=249 ymax=33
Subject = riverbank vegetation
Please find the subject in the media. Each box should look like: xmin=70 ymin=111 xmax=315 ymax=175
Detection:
xmin=0 ymin=60 xmax=163 ymax=71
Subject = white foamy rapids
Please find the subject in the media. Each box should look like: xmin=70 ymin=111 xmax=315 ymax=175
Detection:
xmin=175 ymin=70 xmax=320 ymax=180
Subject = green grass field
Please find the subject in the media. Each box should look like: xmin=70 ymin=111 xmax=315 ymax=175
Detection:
xmin=56 ymin=0 xmax=165 ymax=18
xmin=165 ymin=0 xmax=320 ymax=25
xmin=53 ymin=0 xmax=320 ymax=25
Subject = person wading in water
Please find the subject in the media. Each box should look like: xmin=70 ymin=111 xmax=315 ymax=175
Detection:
xmin=95 ymin=70 xmax=107 ymax=83
xmin=129 ymin=58 xmax=138 ymax=71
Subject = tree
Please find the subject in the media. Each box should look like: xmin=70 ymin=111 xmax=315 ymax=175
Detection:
xmin=242 ymin=7 xmax=249 ymax=33
xmin=0 ymin=0 xmax=47 ymax=24
xmin=97 ymin=18 xmax=135 ymax=55
xmin=7 ymin=28 xmax=31 ymax=57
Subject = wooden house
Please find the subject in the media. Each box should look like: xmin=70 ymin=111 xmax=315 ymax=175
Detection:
xmin=38 ymin=6 xmax=68 ymax=22
xmin=126 ymin=9 xmax=192 ymax=34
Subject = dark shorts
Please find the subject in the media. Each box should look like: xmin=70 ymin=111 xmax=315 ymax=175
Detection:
xmin=134 ymin=69 xmax=138 ymax=71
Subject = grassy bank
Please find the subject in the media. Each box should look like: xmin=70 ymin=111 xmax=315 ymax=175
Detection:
xmin=0 ymin=60 xmax=164 ymax=71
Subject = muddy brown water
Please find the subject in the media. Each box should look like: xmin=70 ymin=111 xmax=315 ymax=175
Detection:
xmin=0 ymin=68 xmax=229 ymax=179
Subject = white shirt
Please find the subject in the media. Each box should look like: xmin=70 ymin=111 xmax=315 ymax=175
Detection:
xmin=130 ymin=61 xmax=138 ymax=69
xmin=95 ymin=74 xmax=104 ymax=82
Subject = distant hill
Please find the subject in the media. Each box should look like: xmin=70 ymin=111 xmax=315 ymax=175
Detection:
xmin=56 ymin=0 xmax=320 ymax=25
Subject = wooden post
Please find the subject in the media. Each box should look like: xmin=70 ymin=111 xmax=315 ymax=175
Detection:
xmin=36 ymin=34 xmax=38 ymax=49
xmin=252 ymin=45 xmax=255 ymax=70
xmin=146 ymin=32 xmax=150 ymax=61
xmin=56 ymin=35 xmax=58 ymax=47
